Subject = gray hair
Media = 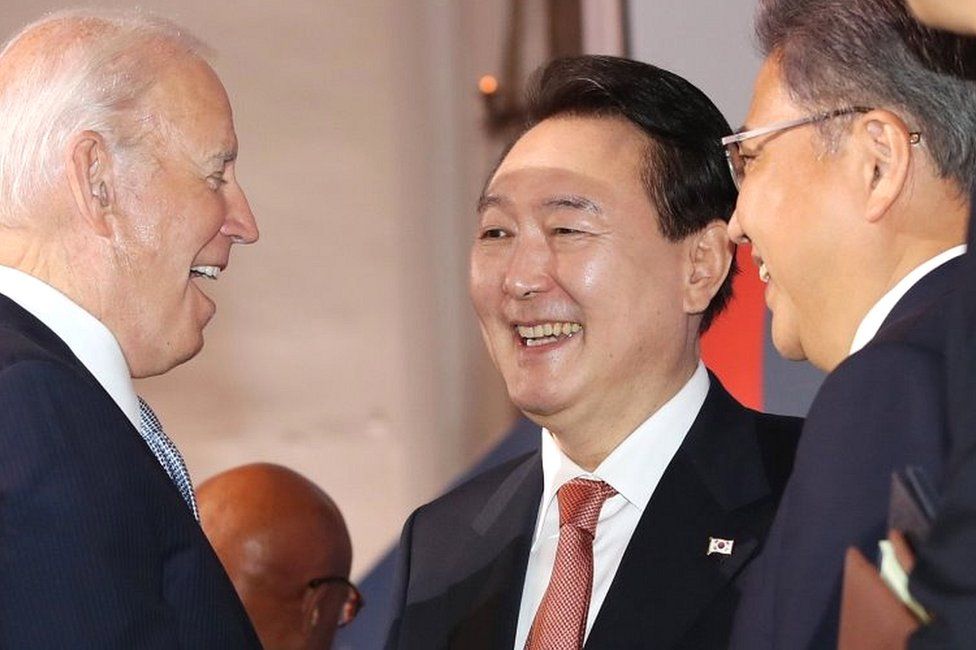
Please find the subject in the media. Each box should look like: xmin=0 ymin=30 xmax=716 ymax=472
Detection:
xmin=756 ymin=0 xmax=976 ymax=196
xmin=0 ymin=8 xmax=212 ymax=224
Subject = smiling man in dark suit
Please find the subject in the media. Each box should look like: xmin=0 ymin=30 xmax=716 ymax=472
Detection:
xmin=902 ymin=1 xmax=976 ymax=647
xmin=723 ymin=1 xmax=976 ymax=648
xmin=0 ymin=8 xmax=261 ymax=648
xmin=386 ymin=55 xmax=802 ymax=650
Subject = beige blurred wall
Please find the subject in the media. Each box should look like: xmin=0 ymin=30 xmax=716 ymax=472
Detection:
xmin=0 ymin=0 xmax=557 ymax=577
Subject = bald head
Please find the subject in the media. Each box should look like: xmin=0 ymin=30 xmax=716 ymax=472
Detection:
xmin=199 ymin=464 xmax=353 ymax=650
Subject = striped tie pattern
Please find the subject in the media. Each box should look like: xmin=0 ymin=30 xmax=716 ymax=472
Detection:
xmin=137 ymin=397 xmax=199 ymax=520
xmin=526 ymin=478 xmax=617 ymax=650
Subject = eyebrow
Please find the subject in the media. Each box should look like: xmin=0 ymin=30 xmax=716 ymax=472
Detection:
xmin=477 ymin=193 xmax=504 ymax=214
xmin=208 ymin=149 xmax=237 ymax=165
xmin=476 ymin=192 xmax=603 ymax=216
xmin=542 ymin=194 xmax=602 ymax=214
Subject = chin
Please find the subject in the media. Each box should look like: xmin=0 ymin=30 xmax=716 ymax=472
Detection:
xmin=182 ymin=332 xmax=207 ymax=364
xmin=162 ymin=331 xmax=206 ymax=375
xmin=509 ymin=387 xmax=570 ymax=423
xmin=770 ymin=328 xmax=807 ymax=362
xmin=766 ymin=303 xmax=807 ymax=361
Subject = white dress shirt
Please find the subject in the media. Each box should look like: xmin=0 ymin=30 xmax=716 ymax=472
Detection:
xmin=513 ymin=361 xmax=710 ymax=649
xmin=849 ymin=245 xmax=966 ymax=356
xmin=0 ymin=265 xmax=139 ymax=428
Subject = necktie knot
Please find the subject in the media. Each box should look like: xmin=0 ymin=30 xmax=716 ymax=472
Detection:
xmin=557 ymin=478 xmax=617 ymax=537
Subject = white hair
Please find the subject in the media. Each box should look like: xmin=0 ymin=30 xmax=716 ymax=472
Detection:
xmin=0 ymin=8 xmax=213 ymax=224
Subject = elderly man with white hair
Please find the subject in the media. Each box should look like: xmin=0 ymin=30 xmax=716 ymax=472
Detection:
xmin=0 ymin=9 xmax=260 ymax=647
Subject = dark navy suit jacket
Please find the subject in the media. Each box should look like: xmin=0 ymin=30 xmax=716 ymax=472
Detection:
xmin=386 ymin=375 xmax=801 ymax=650
xmin=0 ymin=293 xmax=260 ymax=648
xmin=909 ymin=213 xmax=976 ymax=648
xmin=729 ymin=257 xmax=961 ymax=650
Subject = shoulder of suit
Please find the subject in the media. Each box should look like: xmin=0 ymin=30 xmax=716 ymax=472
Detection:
xmin=708 ymin=378 xmax=803 ymax=492
xmin=752 ymin=410 xmax=804 ymax=446
xmin=0 ymin=353 xmax=96 ymax=403
xmin=412 ymin=450 xmax=538 ymax=518
xmin=827 ymin=338 xmax=944 ymax=395
xmin=805 ymin=340 xmax=946 ymax=452
xmin=0 ymin=326 xmax=99 ymax=409
xmin=708 ymin=373 xmax=803 ymax=450
xmin=0 ymin=324 xmax=70 ymax=369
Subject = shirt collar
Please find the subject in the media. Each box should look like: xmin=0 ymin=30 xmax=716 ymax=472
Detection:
xmin=0 ymin=265 xmax=139 ymax=428
xmin=849 ymin=245 xmax=966 ymax=356
xmin=538 ymin=361 xmax=710 ymax=524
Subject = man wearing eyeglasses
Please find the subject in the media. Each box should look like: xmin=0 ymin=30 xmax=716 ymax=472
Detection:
xmin=901 ymin=2 xmax=976 ymax=648
xmin=198 ymin=463 xmax=362 ymax=650
xmin=724 ymin=1 xmax=976 ymax=649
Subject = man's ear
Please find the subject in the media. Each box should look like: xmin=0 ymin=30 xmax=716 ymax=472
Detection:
xmin=683 ymin=220 xmax=734 ymax=316
xmin=300 ymin=585 xmax=327 ymax=636
xmin=66 ymin=130 xmax=115 ymax=237
xmin=856 ymin=110 xmax=914 ymax=223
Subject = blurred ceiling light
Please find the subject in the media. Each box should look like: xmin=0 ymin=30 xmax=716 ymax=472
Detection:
xmin=478 ymin=74 xmax=500 ymax=96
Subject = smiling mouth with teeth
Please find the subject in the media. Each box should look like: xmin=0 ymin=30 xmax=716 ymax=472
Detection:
xmin=190 ymin=265 xmax=221 ymax=280
xmin=516 ymin=321 xmax=582 ymax=347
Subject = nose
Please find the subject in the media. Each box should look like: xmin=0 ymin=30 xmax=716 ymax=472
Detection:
xmin=727 ymin=209 xmax=749 ymax=245
xmin=502 ymin=234 xmax=553 ymax=299
xmin=220 ymin=182 xmax=259 ymax=244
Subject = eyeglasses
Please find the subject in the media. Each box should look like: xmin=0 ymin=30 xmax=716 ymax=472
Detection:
xmin=307 ymin=576 xmax=364 ymax=627
xmin=719 ymin=106 xmax=922 ymax=190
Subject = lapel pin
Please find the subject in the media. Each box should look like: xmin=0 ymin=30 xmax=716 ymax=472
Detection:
xmin=707 ymin=537 xmax=734 ymax=556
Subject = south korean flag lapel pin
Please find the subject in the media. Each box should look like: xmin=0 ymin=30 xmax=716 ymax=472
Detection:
xmin=707 ymin=536 xmax=734 ymax=556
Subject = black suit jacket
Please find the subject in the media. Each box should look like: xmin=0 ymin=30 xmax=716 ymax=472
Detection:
xmin=0 ymin=294 xmax=260 ymax=648
xmin=730 ymin=258 xmax=961 ymax=650
xmin=909 ymin=214 xmax=976 ymax=648
xmin=387 ymin=374 xmax=801 ymax=649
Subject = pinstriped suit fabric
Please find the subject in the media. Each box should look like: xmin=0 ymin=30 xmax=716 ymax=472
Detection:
xmin=0 ymin=294 xmax=261 ymax=648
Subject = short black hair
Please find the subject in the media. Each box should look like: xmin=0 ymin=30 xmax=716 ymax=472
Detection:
xmin=514 ymin=55 xmax=738 ymax=332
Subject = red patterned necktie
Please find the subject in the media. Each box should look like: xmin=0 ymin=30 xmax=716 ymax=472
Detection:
xmin=525 ymin=478 xmax=617 ymax=650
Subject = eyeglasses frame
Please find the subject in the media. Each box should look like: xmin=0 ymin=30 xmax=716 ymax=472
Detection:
xmin=306 ymin=575 xmax=364 ymax=627
xmin=719 ymin=106 xmax=921 ymax=190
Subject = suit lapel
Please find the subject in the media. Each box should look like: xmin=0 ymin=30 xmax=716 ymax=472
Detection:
xmin=448 ymin=452 xmax=543 ymax=649
xmin=586 ymin=377 xmax=774 ymax=649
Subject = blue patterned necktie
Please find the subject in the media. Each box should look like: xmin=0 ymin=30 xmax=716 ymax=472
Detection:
xmin=137 ymin=397 xmax=199 ymax=521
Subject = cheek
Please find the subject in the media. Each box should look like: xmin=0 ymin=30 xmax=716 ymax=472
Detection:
xmin=468 ymin=248 xmax=508 ymax=311
xmin=468 ymin=263 xmax=493 ymax=317
xmin=558 ymin=244 xmax=619 ymax=296
xmin=576 ymin=256 xmax=607 ymax=292
xmin=115 ymin=200 xmax=162 ymax=256
xmin=600 ymin=240 xmax=684 ymax=299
